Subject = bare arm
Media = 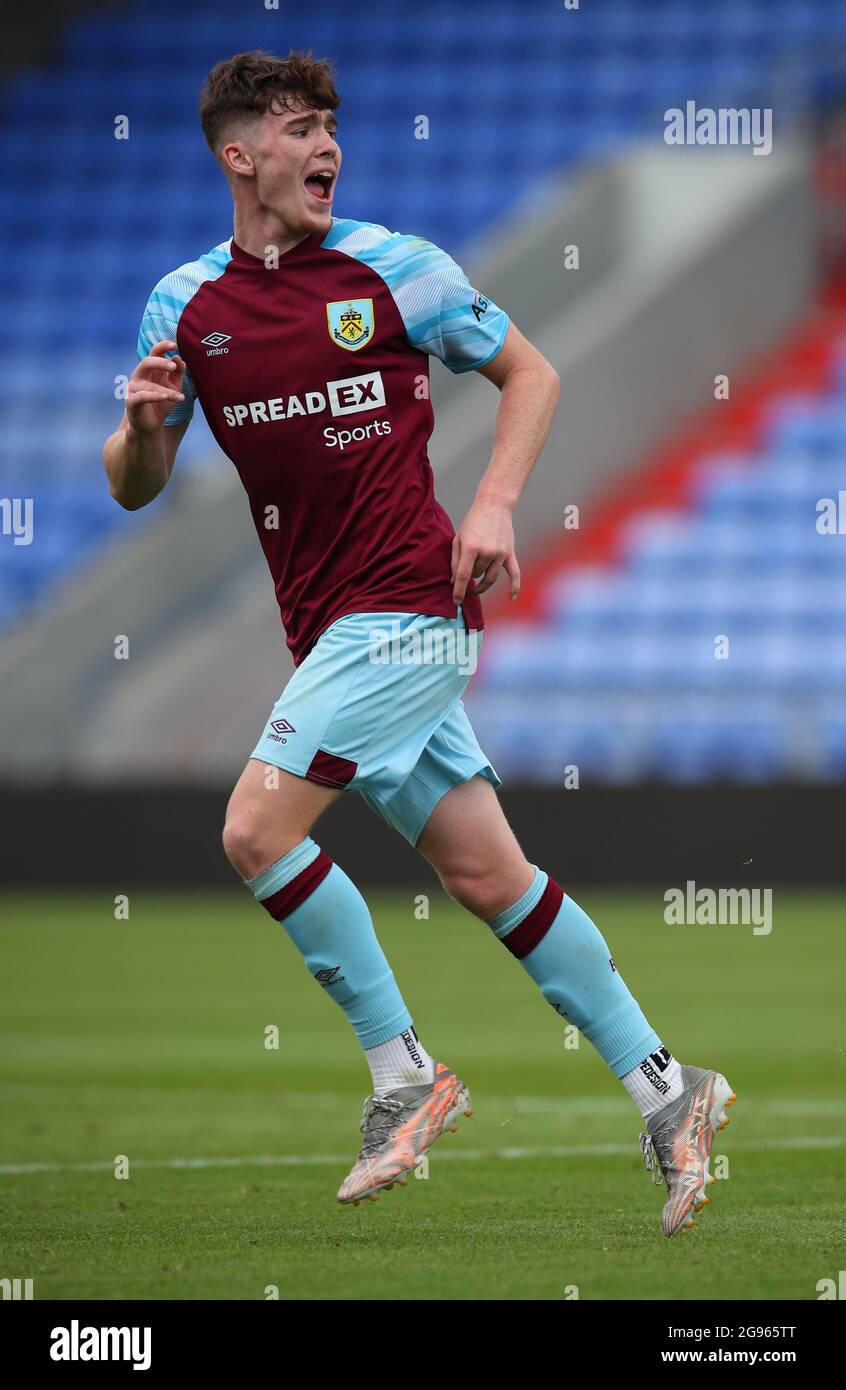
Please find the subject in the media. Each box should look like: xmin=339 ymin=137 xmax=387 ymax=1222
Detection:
xmin=103 ymin=340 xmax=190 ymax=510
xmin=451 ymin=321 xmax=560 ymax=602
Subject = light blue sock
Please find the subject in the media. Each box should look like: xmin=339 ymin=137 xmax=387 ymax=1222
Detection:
xmin=247 ymin=837 xmax=412 ymax=1049
xmin=490 ymin=867 xmax=661 ymax=1077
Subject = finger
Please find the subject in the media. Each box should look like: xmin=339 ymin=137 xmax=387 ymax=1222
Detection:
xmin=452 ymin=548 xmax=477 ymax=603
xmin=128 ymin=389 xmax=185 ymax=404
xmin=504 ymin=552 xmax=521 ymax=600
xmin=474 ymin=557 xmax=503 ymax=594
xmin=149 ymin=340 xmax=177 ymax=356
xmin=450 ymin=533 xmax=460 ymax=586
xmin=127 ymin=378 xmax=183 ymax=394
xmin=135 ymin=355 xmax=180 ymax=376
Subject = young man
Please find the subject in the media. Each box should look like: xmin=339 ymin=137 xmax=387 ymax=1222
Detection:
xmin=103 ymin=50 xmax=735 ymax=1235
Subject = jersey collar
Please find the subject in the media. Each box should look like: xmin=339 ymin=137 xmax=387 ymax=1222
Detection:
xmin=229 ymin=231 xmax=326 ymax=267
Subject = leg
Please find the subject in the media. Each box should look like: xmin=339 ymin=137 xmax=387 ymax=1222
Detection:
xmin=419 ymin=775 xmax=659 ymax=1074
xmin=417 ymin=772 xmax=534 ymax=918
xmin=226 ymin=759 xmax=469 ymax=1186
xmin=224 ymin=755 xmax=415 ymax=1061
xmin=227 ymin=614 xmax=489 ymax=1207
xmin=417 ymin=774 xmax=736 ymax=1237
xmin=420 ymin=774 xmax=665 ymax=1080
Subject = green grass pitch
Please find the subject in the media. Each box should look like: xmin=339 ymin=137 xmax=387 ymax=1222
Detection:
xmin=1 ymin=888 xmax=843 ymax=1300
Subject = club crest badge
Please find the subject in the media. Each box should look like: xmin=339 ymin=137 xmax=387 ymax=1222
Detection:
xmin=327 ymin=298 xmax=374 ymax=351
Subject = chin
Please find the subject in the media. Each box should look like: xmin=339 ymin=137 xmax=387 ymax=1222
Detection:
xmin=300 ymin=191 xmax=334 ymax=228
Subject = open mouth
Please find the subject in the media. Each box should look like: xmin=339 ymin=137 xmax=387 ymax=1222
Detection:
xmin=304 ymin=171 xmax=334 ymax=204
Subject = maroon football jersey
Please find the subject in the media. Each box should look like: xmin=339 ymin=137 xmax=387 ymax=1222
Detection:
xmin=138 ymin=218 xmax=510 ymax=664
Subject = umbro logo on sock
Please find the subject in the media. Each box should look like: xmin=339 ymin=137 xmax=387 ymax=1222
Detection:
xmin=314 ymin=965 xmax=345 ymax=987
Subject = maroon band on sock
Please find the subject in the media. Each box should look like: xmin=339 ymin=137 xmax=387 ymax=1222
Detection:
xmin=501 ymin=876 xmax=565 ymax=958
xmin=260 ymin=851 xmax=333 ymax=920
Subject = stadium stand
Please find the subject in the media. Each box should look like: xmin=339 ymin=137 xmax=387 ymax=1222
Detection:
xmin=2 ymin=0 xmax=846 ymax=635
xmin=468 ymin=288 xmax=846 ymax=782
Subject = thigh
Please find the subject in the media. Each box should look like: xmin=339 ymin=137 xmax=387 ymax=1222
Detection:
xmin=359 ymin=698 xmax=500 ymax=847
xmin=417 ymin=772 xmax=531 ymax=895
xmin=227 ymin=757 xmax=341 ymax=847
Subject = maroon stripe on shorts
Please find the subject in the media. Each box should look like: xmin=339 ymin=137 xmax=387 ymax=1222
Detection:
xmin=502 ymin=877 xmax=564 ymax=958
xmin=260 ymin=851 xmax=333 ymax=920
xmin=306 ymin=749 xmax=358 ymax=788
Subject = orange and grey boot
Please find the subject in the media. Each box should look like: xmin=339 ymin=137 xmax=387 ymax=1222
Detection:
xmin=639 ymin=1065 xmax=737 ymax=1237
xmin=337 ymin=1061 xmax=472 ymax=1206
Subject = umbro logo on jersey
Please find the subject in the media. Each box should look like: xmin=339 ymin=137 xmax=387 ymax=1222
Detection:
xmin=201 ymin=331 xmax=232 ymax=355
xmin=314 ymin=965 xmax=345 ymax=987
xmin=268 ymin=717 xmax=296 ymax=745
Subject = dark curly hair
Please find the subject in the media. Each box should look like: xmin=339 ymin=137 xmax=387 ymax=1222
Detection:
xmin=199 ymin=49 xmax=340 ymax=152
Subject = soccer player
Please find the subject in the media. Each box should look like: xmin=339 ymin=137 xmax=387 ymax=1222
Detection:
xmin=103 ymin=50 xmax=735 ymax=1236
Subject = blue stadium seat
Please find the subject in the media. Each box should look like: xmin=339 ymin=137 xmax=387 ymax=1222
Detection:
xmin=472 ymin=358 xmax=846 ymax=778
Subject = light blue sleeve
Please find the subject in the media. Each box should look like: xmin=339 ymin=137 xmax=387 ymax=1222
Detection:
xmin=381 ymin=235 xmax=510 ymax=373
xmin=137 ymin=280 xmax=197 ymax=427
xmin=135 ymin=242 xmax=232 ymax=427
xmin=324 ymin=221 xmax=510 ymax=373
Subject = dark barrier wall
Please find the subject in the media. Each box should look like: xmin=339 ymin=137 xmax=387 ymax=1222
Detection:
xmin=0 ymin=785 xmax=842 ymax=888
xmin=0 ymin=1 xmax=125 ymax=77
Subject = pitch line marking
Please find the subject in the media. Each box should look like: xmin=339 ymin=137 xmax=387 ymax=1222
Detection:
xmin=0 ymin=1134 xmax=841 ymax=1176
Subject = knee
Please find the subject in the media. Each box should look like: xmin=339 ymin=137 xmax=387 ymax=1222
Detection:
xmin=222 ymin=802 xmax=294 ymax=881
xmin=440 ymin=865 xmax=511 ymax=922
xmin=440 ymin=856 xmax=536 ymax=923
xmin=222 ymin=806 xmax=263 ymax=880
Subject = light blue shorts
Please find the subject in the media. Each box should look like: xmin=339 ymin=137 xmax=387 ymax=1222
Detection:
xmin=250 ymin=611 xmax=501 ymax=845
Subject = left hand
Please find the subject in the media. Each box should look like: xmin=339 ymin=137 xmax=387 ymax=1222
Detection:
xmin=451 ymin=496 xmax=521 ymax=602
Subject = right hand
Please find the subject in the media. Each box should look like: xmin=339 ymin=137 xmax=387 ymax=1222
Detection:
xmin=125 ymin=340 xmax=186 ymax=435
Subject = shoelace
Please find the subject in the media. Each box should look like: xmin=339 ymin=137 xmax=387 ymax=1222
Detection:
xmin=639 ymin=1131 xmax=666 ymax=1187
xmin=358 ymin=1094 xmax=404 ymax=1159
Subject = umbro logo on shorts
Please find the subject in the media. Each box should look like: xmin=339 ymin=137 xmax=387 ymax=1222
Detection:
xmin=268 ymin=718 xmax=296 ymax=744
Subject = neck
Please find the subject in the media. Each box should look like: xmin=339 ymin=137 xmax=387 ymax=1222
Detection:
xmin=232 ymin=202 xmax=313 ymax=261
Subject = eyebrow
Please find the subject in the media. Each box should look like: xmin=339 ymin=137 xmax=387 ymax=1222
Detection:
xmin=282 ymin=109 xmax=338 ymax=129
